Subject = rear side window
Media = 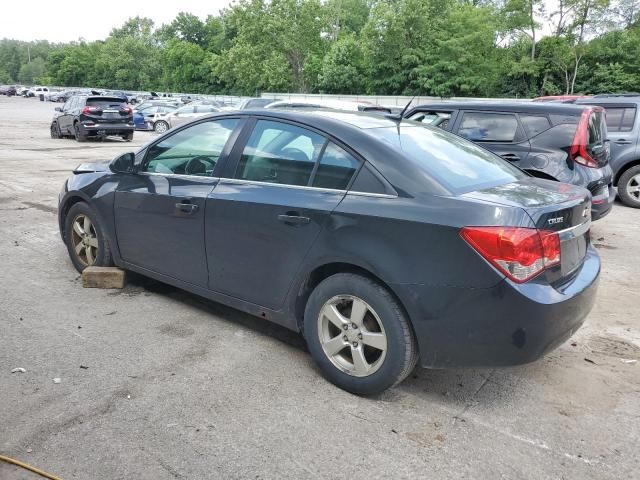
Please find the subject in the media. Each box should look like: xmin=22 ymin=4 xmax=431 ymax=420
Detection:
xmin=376 ymin=125 xmax=527 ymax=193
xmin=235 ymin=120 xmax=325 ymax=186
xmin=520 ymin=114 xmax=551 ymax=138
xmin=588 ymin=110 xmax=606 ymax=145
xmin=603 ymin=107 xmax=636 ymax=132
xmin=312 ymin=143 xmax=360 ymax=190
xmin=458 ymin=112 xmax=520 ymax=142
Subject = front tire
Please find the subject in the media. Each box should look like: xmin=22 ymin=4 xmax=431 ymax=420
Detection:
xmin=304 ymin=273 xmax=418 ymax=395
xmin=50 ymin=122 xmax=62 ymax=139
xmin=618 ymin=165 xmax=640 ymax=208
xmin=64 ymin=202 xmax=114 ymax=273
xmin=154 ymin=120 xmax=169 ymax=134
xmin=122 ymin=132 xmax=133 ymax=141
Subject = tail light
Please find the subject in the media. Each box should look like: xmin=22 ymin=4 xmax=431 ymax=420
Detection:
xmin=461 ymin=227 xmax=560 ymax=283
xmin=120 ymin=106 xmax=132 ymax=114
xmin=570 ymin=109 xmax=598 ymax=168
xmin=82 ymin=106 xmax=101 ymax=115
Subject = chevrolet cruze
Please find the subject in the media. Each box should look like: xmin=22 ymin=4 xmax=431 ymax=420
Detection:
xmin=58 ymin=110 xmax=600 ymax=395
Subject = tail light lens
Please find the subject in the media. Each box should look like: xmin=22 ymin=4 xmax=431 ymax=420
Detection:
xmin=570 ymin=109 xmax=599 ymax=168
xmin=461 ymin=227 xmax=561 ymax=283
xmin=82 ymin=106 xmax=101 ymax=115
xmin=120 ymin=106 xmax=132 ymax=114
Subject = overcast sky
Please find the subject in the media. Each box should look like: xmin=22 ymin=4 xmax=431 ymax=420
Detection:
xmin=0 ymin=0 xmax=234 ymax=42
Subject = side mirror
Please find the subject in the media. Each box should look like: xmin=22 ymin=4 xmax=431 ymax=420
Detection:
xmin=110 ymin=152 xmax=137 ymax=174
xmin=54 ymin=106 xmax=63 ymax=112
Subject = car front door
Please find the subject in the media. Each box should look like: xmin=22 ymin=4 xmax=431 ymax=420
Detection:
xmin=454 ymin=111 xmax=531 ymax=165
xmin=206 ymin=118 xmax=361 ymax=310
xmin=59 ymin=97 xmax=75 ymax=134
xmin=114 ymin=118 xmax=242 ymax=286
xmin=591 ymin=103 xmax=638 ymax=174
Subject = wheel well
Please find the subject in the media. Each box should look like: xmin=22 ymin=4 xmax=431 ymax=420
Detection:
xmin=614 ymin=160 xmax=640 ymax=186
xmin=294 ymin=262 xmax=414 ymax=336
xmin=59 ymin=195 xmax=85 ymax=236
xmin=525 ymin=169 xmax=558 ymax=181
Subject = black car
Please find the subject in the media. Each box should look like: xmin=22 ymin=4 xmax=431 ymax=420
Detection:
xmin=405 ymin=102 xmax=615 ymax=220
xmin=51 ymin=95 xmax=134 ymax=142
xmin=58 ymin=110 xmax=599 ymax=395
xmin=0 ymin=85 xmax=17 ymax=96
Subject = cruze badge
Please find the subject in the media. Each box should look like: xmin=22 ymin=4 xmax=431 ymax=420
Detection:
xmin=548 ymin=217 xmax=564 ymax=225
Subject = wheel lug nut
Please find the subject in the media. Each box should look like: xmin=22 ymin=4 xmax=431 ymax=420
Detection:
xmin=358 ymin=333 xmax=363 ymax=339
xmin=351 ymin=323 xmax=357 ymax=329
xmin=343 ymin=324 xmax=348 ymax=330
xmin=343 ymin=335 xmax=348 ymax=341
xmin=352 ymin=341 xmax=358 ymax=348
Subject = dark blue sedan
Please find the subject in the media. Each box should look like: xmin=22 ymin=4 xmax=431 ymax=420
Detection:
xmin=58 ymin=110 xmax=599 ymax=395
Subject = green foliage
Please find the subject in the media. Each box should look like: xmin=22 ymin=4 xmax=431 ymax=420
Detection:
xmin=1 ymin=1 xmax=639 ymax=96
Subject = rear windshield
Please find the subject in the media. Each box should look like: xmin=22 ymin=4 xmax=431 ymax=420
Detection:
xmin=374 ymin=124 xmax=527 ymax=193
xmin=86 ymin=97 xmax=126 ymax=108
xmin=588 ymin=110 xmax=606 ymax=145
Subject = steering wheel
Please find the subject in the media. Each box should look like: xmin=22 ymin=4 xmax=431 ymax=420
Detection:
xmin=184 ymin=155 xmax=215 ymax=176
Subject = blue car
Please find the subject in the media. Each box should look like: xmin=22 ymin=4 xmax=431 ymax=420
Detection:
xmin=133 ymin=105 xmax=176 ymax=131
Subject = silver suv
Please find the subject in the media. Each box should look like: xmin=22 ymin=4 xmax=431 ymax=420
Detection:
xmin=577 ymin=95 xmax=640 ymax=207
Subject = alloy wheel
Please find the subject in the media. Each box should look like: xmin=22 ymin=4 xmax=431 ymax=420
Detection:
xmin=71 ymin=214 xmax=98 ymax=266
xmin=626 ymin=173 xmax=640 ymax=201
xmin=155 ymin=121 xmax=168 ymax=134
xmin=317 ymin=295 xmax=387 ymax=377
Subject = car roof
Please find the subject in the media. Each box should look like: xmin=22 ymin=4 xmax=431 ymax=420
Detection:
xmin=409 ymin=101 xmax=588 ymax=115
xmin=576 ymin=96 xmax=640 ymax=105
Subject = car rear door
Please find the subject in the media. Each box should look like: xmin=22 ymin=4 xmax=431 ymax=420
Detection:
xmin=205 ymin=117 xmax=361 ymax=310
xmin=114 ymin=118 xmax=243 ymax=287
xmin=453 ymin=110 xmax=531 ymax=164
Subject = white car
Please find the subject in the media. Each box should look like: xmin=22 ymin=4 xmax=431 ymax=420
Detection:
xmin=154 ymin=104 xmax=221 ymax=132
xmin=264 ymin=98 xmax=392 ymax=114
xmin=26 ymin=86 xmax=49 ymax=98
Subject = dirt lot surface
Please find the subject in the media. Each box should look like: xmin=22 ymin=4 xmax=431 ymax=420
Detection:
xmin=1 ymin=96 xmax=639 ymax=479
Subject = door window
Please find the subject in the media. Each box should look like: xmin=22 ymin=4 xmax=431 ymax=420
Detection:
xmin=408 ymin=111 xmax=452 ymax=130
xmin=143 ymin=119 xmax=239 ymax=176
xmin=603 ymin=107 xmax=637 ymax=132
xmin=235 ymin=120 xmax=325 ymax=186
xmin=312 ymin=142 xmax=360 ymax=190
xmin=458 ymin=112 xmax=520 ymax=142
xmin=520 ymin=114 xmax=551 ymax=138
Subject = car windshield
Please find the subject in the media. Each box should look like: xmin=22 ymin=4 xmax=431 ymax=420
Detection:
xmin=374 ymin=124 xmax=527 ymax=193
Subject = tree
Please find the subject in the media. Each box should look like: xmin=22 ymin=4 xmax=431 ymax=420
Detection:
xmin=18 ymin=57 xmax=47 ymax=84
xmin=318 ymin=34 xmax=366 ymax=93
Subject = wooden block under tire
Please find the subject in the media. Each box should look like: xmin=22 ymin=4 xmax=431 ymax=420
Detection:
xmin=82 ymin=266 xmax=127 ymax=289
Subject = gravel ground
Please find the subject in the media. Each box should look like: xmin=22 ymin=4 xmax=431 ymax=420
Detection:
xmin=0 ymin=96 xmax=639 ymax=480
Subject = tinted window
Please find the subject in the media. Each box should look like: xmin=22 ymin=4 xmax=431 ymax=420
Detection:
xmin=588 ymin=110 xmax=605 ymax=145
xmin=376 ymin=125 xmax=526 ymax=193
xmin=176 ymin=106 xmax=196 ymax=114
xmin=458 ymin=112 xmax=519 ymax=142
xmin=144 ymin=119 xmax=238 ymax=176
xmin=86 ymin=99 xmax=126 ymax=109
xmin=235 ymin=120 xmax=324 ymax=186
xmin=312 ymin=143 xmax=360 ymax=190
xmin=604 ymin=107 xmax=636 ymax=132
xmin=520 ymin=114 xmax=551 ymax=138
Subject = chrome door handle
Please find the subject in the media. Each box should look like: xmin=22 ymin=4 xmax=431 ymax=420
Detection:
xmin=175 ymin=202 xmax=199 ymax=214
xmin=277 ymin=214 xmax=310 ymax=226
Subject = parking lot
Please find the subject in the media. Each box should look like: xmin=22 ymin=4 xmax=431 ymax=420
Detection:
xmin=1 ymin=96 xmax=639 ymax=479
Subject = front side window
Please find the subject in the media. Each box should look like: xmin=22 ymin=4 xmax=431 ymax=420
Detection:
xmin=144 ymin=119 xmax=238 ymax=176
xmin=458 ymin=112 xmax=520 ymax=142
xmin=235 ymin=120 xmax=325 ymax=186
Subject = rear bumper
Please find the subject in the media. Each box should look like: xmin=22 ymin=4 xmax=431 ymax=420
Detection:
xmin=590 ymin=184 xmax=616 ymax=220
xmin=392 ymin=247 xmax=600 ymax=368
xmin=79 ymin=122 xmax=134 ymax=136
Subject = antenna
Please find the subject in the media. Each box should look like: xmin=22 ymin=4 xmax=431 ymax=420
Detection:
xmin=388 ymin=96 xmax=415 ymax=122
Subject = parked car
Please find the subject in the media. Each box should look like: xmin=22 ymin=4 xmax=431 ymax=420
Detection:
xmin=133 ymin=104 xmax=178 ymax=132
xmin=57 ymin=110 xmax=599 ymax=395
xmin=50 ymin=95 xmax=134 ymax=142
xmin=237 ymin=97 xmax=276 ymax=109
xmin=405 ymin=102 xmax=615 ymax=220
xmin=575 ymin=95 xmax=640 ymax=207
xmin=16 ymin=86 xmax=29 ymax=96
xmin=532 ymin=95 xmax=590 ymax=103
xmin=0 ymin=85 xmax=17 ymax=96
xmin=48 ymin=89 xmax=88 ymax=103
xmin=25 ymin=86 xmax=49 ymax=98
xmin=157 ymin=104 xmax=220 ymax=131
xmin=266 ymin=98 xmax=393 ymax=114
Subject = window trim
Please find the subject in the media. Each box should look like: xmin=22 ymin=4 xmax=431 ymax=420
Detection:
xmin=139 ymin=115 xmax=245 ymax=178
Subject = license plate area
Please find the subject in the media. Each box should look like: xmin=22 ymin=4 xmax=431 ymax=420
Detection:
xmin=560 ymin=234 xmax=587 ymax=276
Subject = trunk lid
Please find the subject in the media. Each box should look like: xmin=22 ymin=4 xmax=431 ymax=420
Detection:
xmin=85 ymin=97 xmax=132 ymax=124
xmin=463 ymin=178 xmax=592 ymax=282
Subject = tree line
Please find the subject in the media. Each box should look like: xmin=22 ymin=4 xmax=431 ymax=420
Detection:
xmin=1 ymin=0 xmax=639 ymax=98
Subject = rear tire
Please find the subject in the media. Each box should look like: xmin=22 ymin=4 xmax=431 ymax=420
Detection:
xmin=122 ymin=132 xmax=133 ymax=141
xmin=64 ymin=202 xmax=114 ymax=273
xmin=617 ymin=165 xmax=640 ymax=208
xmin=154 ymin=120 xmax=169 ymax=134
xmin=303 ymin=273 xmax=418 ymax=395
xmin=74 ymin=122 xmax=87 ymax=142
xmin=50 ymin=122 xmax=62 ymax=139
